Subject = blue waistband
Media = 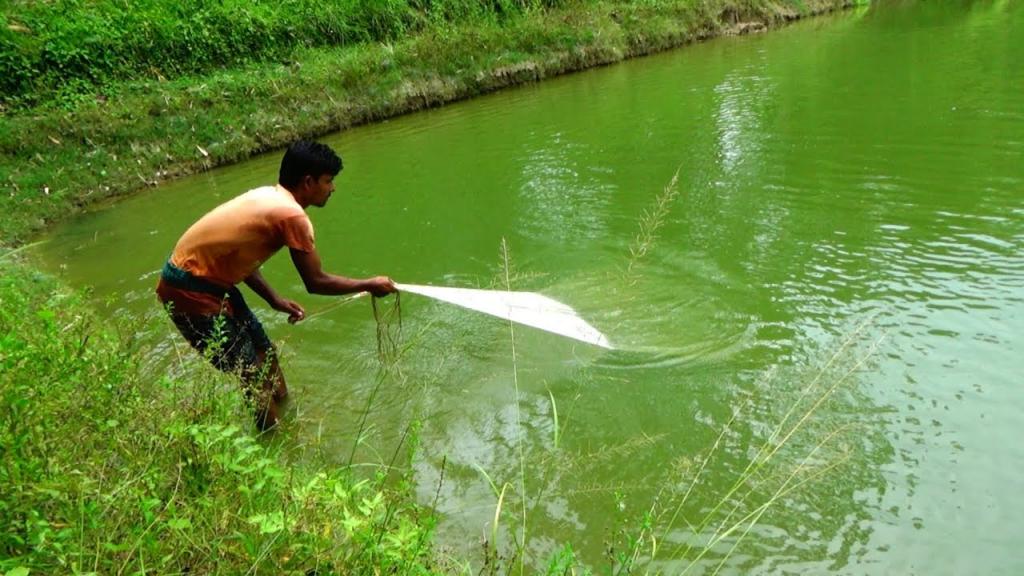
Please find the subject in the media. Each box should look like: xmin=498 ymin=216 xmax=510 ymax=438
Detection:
xmin=161 ymin=261 xmax=255 ymax=317
xmin=161 ymin=260 xmax=232 ymax=295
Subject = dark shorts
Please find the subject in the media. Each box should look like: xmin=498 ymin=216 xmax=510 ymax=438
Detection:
xmin=169 ymin=303 xmax=272 ymax=376
xmin=158 ymin=260 xmax=273 ymax=376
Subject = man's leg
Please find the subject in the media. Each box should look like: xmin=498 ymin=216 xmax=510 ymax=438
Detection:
xmin=265 ymin=347 xmax=288 ymax=402
xmin=250 ymin=348 xmax=287 ymax=432
xmin=251 ymin=386 xmax=280 ymax=432
xmin=238 ymin=302 xmax=287 ymax=431
xmin=166 ymin=304 xmax=286 ymax=432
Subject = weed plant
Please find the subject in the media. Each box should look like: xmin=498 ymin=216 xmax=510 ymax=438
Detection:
xmin=0 ymin=257 xmax=438 ymax=575
xmin=614 ymin=324 xmax=885 ymax=574
xmin=605 ymin=173 xmax=886 ymax=573
xmin=625 ymin=166 xmax=681 ymax=282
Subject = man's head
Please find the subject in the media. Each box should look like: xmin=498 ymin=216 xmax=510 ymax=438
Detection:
xmin=278 ymin=140 xmax=343 ymax=207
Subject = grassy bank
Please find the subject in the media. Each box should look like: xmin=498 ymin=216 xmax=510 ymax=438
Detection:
xmin=0 ymin=0 xmax=851 ymax=245
xmin=2 ymin=0 xmax=570 ymax=110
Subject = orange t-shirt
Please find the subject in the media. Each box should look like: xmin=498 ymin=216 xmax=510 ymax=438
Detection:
xmin=157 ymin=185 xmax=315 ymax=315
xmin=171 ymin=184 xmax=315 ymax=284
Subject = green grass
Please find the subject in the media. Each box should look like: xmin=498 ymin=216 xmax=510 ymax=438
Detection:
xmin=1 ymin=0 xmax=568 ymax=110
xmin=0 ymin=257 xmax=439 ymax=575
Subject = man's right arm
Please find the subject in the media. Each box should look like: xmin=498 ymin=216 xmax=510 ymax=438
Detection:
xmin=290 ymin=247 xmax=396 ymax=297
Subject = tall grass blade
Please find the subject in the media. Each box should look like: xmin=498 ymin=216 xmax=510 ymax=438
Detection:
xmin=473 ymin=463 xmax=501 ymax=499
xmin=494 ymin=482 xmax=509 ymax=553
xmin=685 ymin=319 xmax=879 ymax=545
xmin=502 ymin=238 xmax=528 ymax=575
xmin=548 ymin=387 xmax=560 ymax=450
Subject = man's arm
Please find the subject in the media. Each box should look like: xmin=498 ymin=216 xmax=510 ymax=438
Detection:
xmin=290 ymin=247 xmax=395 ymax=297
xmin=244 ymin=268 xmax=306 ymax=323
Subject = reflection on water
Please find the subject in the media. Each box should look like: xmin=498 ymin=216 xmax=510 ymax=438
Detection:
xmin=35 ymin=0 xmax=1024 ymax=573
xmin=516 ymin=130 xmax=615 ymax=243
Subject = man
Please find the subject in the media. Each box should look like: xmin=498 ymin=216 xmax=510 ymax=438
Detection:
xmin=156 ymin=140 xmax=396 ymax=431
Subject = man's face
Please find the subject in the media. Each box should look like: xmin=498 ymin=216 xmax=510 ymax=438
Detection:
xmin=309 ymin=174 xmax=335 ymax=207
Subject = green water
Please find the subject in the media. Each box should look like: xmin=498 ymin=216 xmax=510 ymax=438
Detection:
xmin=37 ymin=2 xmax=1024 ymax=573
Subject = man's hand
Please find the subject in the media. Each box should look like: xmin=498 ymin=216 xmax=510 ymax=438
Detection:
xmin=364 ymin=276 xmax=397 ymax=298
xmin=272 ymin=297 xmax=306 ymax=324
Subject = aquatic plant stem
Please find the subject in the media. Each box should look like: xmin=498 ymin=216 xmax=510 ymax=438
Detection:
xmin=625 ymin=167 xmax=681 ymax=282
xmin=548 ymin=387 xmax=560 ymax=451
xmin=0 ymin=240 xmax=48 ymax=262
xmin=706 ymin=330 xmax=887 ymax=544
xmin=502 ymin=237 xmax=528 ymax=573
xmin=655 ymin=395 xmax=747 ymax=550
xmin=684 ymin=318 xmax=877 ymax=543
xmin=672 ymin=327 xmax=885 ymax=569
xmin=708 ymin=423 xmax=858 ymax=576
xmin=494 ymin=482 xmax=510 ymax=557
xmin=682 ymin=421 xmax=856 ymax=576
xmin=347 ymin=369 xmax=388 ymax=467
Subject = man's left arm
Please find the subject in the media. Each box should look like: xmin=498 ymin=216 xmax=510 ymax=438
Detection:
xmin=244 ymin=269 xmax=306 ymax=324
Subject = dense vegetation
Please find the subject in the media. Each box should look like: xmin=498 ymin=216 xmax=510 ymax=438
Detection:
xmin=0 ymin=259 xmax=439 ymax=574
xmin=2 ymin=0 xmax=565 ymax=109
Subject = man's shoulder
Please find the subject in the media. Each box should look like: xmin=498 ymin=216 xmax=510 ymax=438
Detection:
xmin=235 ymin=186 xmax=304 ymax=213
xmin=238 ymin=185 xmax=279 ymax=199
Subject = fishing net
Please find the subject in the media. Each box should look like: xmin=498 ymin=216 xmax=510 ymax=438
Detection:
xmin=396 ymin=283 xmax=612 ymax=349
xmin=371 ymin=292 xmax=402 ymax=363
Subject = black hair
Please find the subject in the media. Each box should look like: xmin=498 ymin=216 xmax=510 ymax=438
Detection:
xmin=278 ymin=140 xmax=342 ymax=187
